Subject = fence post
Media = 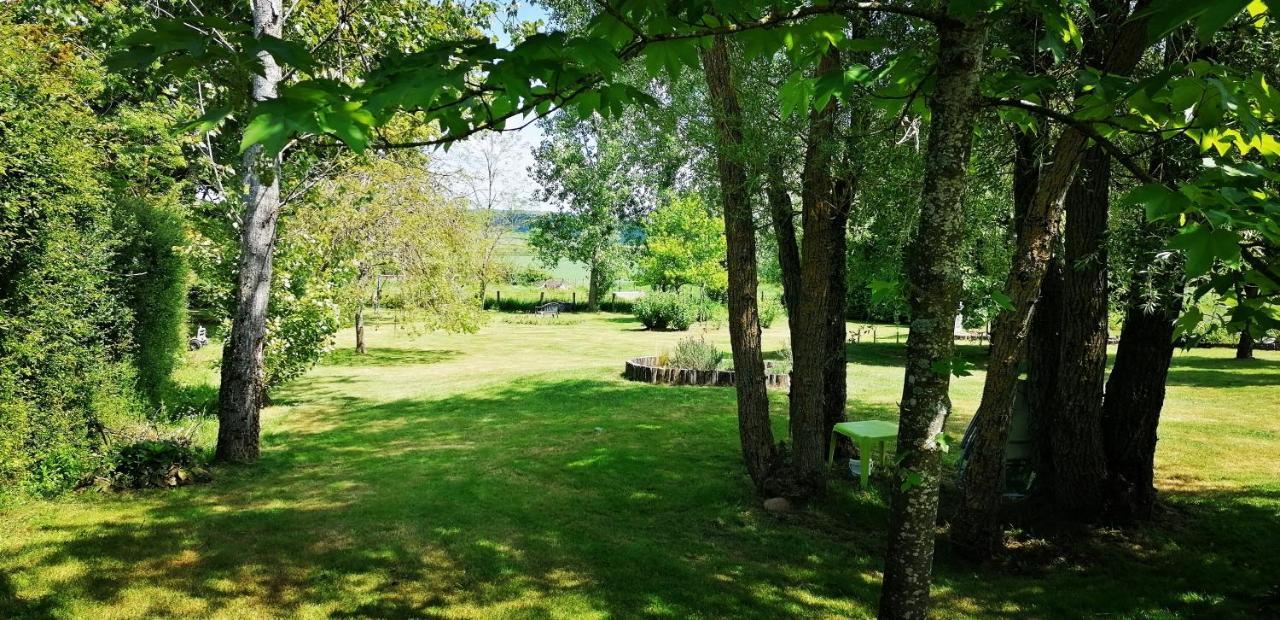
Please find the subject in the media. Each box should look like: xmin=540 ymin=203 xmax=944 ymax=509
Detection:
xmin=572 ymin=291 xmax=577 ymax=311
xmin=539 ymin=291 xmax=545 ymax=305
xmin=495 ymin=290 xmax=501 ymax=310
xmin=611 ymin=292 xmax=617 ymax=311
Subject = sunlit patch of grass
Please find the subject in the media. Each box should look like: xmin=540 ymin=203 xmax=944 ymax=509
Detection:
xmin=1 ymin=313 xmax=1276 ymax=618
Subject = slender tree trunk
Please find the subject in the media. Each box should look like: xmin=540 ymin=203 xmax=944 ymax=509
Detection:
xmin=701 ymin=36 xmax=777 ymax=493
xmin=215 ymin=0 xmax=283 ymax=464
xmin=1048 ymin=144 xmax=1112 ymax=518
xmin=355 ymin=303 xmax=366 ymax=354
xmin=879 ymin=19 xmax=987 ymax=620
xmin=587 ymin=260 xmax=602 ymax=312
xmin=1027 ymin=252 xmax=1062 ymax=492
xmin=952 ymin=1 xmax=1150 ymax=553
xmin=1008 ymin=125 xmax=1062 ymax=496
xmin=767 ymin=158 xmax=802 ymax=340
xmin=1236 ymin=284 xmax=1256 ymax=359
xmin=1100 ymin=130 xmax=1187 ymax=523
xmin=1100 ymin=276 xmax=1181 ymax=521
xmin=823 ymin=181 xmax=851 ymax=460
xmin=1237 ymin=328 xmax=1255 ymax=359
xmin=789 ymin=48 xmax=843 ymax=497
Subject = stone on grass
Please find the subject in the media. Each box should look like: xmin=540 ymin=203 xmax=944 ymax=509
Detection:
xmin=763 ymin=497 xmax=793 ymax=513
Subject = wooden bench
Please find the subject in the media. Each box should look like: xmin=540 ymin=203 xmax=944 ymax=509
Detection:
xmin=534 ymin=302 xmax=569 ymax=317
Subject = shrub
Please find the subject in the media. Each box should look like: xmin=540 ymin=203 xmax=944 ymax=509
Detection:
xmin=633 ymin=292 xmax=695 ymax=330
xmin=506 ymin=265 xmax=552 ymax=286
xmin=667 ymin=336 xmax=724 ymax=370
xmin=759 ymin=295 xmax=785 ymax=329
xmin=104 ymin=432 xmax=207 ymax=490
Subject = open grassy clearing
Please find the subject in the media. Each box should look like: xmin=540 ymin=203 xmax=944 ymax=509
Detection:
xmin=1 ymin=313 xmax=1277 ymax=618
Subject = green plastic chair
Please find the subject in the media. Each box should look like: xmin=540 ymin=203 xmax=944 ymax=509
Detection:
xmin=828 ymin=420 xmax=899 ymax=489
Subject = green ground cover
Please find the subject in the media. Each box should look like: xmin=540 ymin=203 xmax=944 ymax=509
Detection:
xmin=2 ymin=313 xmax=1277 ymax=618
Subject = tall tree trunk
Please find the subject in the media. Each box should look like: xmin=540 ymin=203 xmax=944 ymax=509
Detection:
xmin=701 ymin=36 xmax=777 ymax=494
xmin=1100 ymin=273 xmax=1181 ymax=522
xmin=1027 ymin=252 xmax=1062 ymax=492
xmin=587 ymin=260 xmax=602 ymax=312
xmin=879 ymin=19 xmax=987 ymax=620
xmin=767 ymin=158 xmax=802 ymax=339
xmin=1237 ymin=328 xmax=1255 ymax=359
xmin=789 ymin=48 xmax=843 ymax=497
xmin=823 ymin=180 xmax=851 ymax=460
xmin=1047 ymin=144 xmax=1112 ymax=518
xmin=1236 ymin=283 xmax=1256 ymax=359
xmin=355 ymin=303 xmax=366 ymax=354
xmin=215 ymin=0 xmax=284 ymax=464
xmin=1100 ymin=125 xmax=1188 ymax=523
xmin=952 ymin=0 xmax=1150 ymax=554
xmin=1009 ymin=125 xmax=1062 ymax=496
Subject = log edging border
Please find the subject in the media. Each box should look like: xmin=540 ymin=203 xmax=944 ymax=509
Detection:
xmin=623 ymin=356 xmax=791 ymax=390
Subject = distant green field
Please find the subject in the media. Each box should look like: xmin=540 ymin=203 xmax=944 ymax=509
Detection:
xmin=495 ymin=232 xmax=593 ymax=287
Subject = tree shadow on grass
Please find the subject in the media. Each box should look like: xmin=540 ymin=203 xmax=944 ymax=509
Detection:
xmin=1163 ymin=354 xmax=1280 ymax=388
xmin=844 ymin=341 xmax=991 ymax=370
xmin=931 ymin=484 xmax=1280 ymax=618
xmin=4 ymin=379 xmax=887 ymax=618
xmin=9 ymin=375 xmax=1277 ymax=618
xmin=320 ymin=348 xmax=461 ymax=368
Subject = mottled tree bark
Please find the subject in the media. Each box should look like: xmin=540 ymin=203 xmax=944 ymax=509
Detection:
xmin=700 ymin=37 xmax=777 ymax=493
xmin=790 ymin=48 xmax=843 ymax=497
xmin=1047 ymin=144 xmax=1113 ymax=518
xmin=216 ymin=0 xmax=284 ymax=464
xmin=879 ymin=19 xmax=987 ymax=620
xmin=953 ymin=0 xmax=1150 ymax=552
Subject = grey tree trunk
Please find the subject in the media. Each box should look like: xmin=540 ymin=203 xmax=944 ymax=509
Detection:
xmin=700 ymin=36 xmax=778 ymax=494
xmin=215 ymin=0 xmax=284 ymax=464
xmin=879 ymin=19 xmax=987 ymax=620
xmin=355 ymin=304 xmax=366 ymax=355
xmin=953 ymin=0 xmax=1150 ymax=553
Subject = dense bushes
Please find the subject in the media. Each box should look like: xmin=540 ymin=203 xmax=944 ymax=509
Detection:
xmin=633 ymin=292 xmax=696 ymax=330
xmin=115 ymin=199 xmax=191 ymax=402
xmin=0 ymin=23 xmax=192 ymax=500
xmin=105 ymin=435 xmax=206 ymax=490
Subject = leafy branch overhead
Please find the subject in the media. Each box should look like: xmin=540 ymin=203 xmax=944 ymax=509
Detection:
xmin=114 ymin=0 xmax=1279 ymax=326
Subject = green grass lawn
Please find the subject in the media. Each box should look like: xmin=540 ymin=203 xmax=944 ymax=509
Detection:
xmin=2 ymin=313 xmax=1277 ymax=618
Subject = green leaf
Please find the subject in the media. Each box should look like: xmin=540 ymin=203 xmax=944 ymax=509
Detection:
xmin=239 ymin=110 xmax=291 ymax=156
xmin=900 ymin=469 xmax=924 ymax=492
xmin=177 ymin=106 xmax=233 ymax=134
xmin=1126 ymin=183 xmax=1191 ymax=222
xmin=868 ymin=279 xmax=900 ymax=305
xmin=991 ymin=290 xmax=1014 ymax=312
xmin=1173 ymin=306 xmax=1204 ymax=340
xmin=1169 ymin=223 xmax=1243 ymax=276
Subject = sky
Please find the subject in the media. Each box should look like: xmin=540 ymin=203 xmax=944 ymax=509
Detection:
xmin=434 ymin=2 xmax=553 ymax=212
